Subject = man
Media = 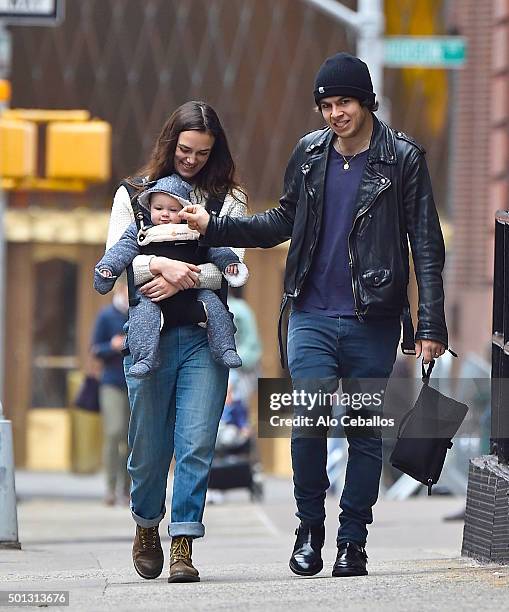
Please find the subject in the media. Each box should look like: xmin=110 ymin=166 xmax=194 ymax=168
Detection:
xmin=91 ymin=281 xmax=130 ymax=506
xmin=181 ymin=52 xmax=448 ymax=577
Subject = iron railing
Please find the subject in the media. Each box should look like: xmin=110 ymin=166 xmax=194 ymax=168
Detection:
xmin=491 ymin=210 xmax=509 ymax=464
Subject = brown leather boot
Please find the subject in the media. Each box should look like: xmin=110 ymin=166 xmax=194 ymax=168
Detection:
xmin=168 ymin=536 xmax=200 ymax=583
xmin=132 ymin=525 xmax=164 ymax=579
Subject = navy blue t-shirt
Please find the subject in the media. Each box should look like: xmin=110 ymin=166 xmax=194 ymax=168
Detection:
xmin=295 ymin=146 xmax=369 ymax=316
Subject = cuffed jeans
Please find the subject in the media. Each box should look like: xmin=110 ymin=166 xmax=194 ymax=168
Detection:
xmin=287 ymin=309 xmax=400 ymax=546
xmin=124 ymin=325 xmax=228 ymax=538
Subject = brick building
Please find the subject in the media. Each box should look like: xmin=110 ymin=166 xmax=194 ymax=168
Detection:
xmin=447 ymin=0 xmax=507 ymax=359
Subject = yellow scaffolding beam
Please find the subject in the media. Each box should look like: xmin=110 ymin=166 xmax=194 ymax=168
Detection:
xmin=1 ymin=177 xmax=87 ymax=192
xmin=1 ymin=109 xmax=90 ymax=123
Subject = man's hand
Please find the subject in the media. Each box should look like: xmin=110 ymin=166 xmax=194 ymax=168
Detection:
xmin=415 ymin=339 xmax=446 ymax=364
xmin=110 ymin=334 xmax=125 ymax=352
xmin=140 ymin=276 xmax=180 ymax=302
xmin=149 ymin=257 xmax=200 ymax=290
xmin=179 ymin=205 xmax=211 ymax=234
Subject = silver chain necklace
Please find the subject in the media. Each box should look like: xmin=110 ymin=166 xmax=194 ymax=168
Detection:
xmin=335 ymin=138 xmax=370 ymax=171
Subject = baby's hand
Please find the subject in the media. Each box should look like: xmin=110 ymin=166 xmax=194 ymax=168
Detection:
xmin=225 ymin=264 xmax=238 ymax=276
xmin=99 ymin=269 xmax=113 ymax=278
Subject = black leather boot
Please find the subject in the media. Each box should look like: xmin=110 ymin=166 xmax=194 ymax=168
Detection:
xmin=332 ymin=542 xmax=368 ymax=577
xmin=289 ymin=523 xmax=325 ymax=576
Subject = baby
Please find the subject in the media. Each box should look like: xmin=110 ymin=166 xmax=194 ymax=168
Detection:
xmin=94 ymin=174 xmax=248 ymax=377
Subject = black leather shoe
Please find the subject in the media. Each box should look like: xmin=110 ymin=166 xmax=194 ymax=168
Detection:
xmin=332 ymin=542 xmax=368 ymax=577
xmin=289 ymin=524 xmax=325 ymax=576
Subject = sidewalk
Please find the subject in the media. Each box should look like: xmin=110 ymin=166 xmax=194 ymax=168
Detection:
xmin=1 ymin=471 xmax=508 ymax=611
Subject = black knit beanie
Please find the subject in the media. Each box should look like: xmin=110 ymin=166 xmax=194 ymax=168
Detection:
xmin=313 ymin=52 xmax=375 ymax=106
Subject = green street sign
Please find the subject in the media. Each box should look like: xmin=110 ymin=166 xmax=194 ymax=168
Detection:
xmin=383 ymin=36 xmax=467 ymax=68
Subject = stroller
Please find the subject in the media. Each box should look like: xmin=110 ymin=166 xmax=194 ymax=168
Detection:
xmin=208 ymin=391 xmax=264 ymax=502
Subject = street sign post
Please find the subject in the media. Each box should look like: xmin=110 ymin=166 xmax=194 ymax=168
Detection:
xmin=0 ymin=0 xmax=64 ymax=26
xmin=384 ymin=36 xmax=467 ymax=68
xmin=0 ymin=0 xmax=66 ymax=551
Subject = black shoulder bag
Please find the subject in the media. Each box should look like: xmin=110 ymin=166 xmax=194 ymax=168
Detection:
xmin=389 ymin=359 xmax=469 ymax=495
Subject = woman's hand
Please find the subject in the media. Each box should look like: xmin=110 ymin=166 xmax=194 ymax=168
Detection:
xmin=140 ymin=276 xmax=180 ymax=302
xmin=149 ymin=257 xmax=201 ymax=290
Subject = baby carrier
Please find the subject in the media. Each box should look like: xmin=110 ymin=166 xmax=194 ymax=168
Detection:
xmin=119 ymin=177 xmax=229 ymax=312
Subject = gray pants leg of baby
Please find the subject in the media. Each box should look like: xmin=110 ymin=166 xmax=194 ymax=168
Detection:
xmin=197 ymin=289 xmax=242 ymax=369
xmin=127 ymin=292 xmax=161 ymax=378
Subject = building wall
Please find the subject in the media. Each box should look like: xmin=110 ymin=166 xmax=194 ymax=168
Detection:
xmin=9 ymin=0 xmax=354 ymax=207
xmin=448 ymin=0 xmax=503 ymax=359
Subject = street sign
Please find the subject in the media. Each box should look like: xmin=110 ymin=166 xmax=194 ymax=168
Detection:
xmin=0 ymin=0 xmax=64 ymax=26
xmin=383 ymin=36 xmax=467 ymax=68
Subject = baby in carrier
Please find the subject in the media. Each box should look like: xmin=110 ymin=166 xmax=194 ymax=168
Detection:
xmin=94 ymin=174 xmax=248 ymax=378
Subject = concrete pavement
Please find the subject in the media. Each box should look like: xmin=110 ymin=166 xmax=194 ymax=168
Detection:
xmin=1 ymin=472 xmax=508 ymax=611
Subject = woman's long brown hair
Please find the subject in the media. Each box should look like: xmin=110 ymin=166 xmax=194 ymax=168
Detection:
xmin=134 ymin=101 xmax=244 ymax=200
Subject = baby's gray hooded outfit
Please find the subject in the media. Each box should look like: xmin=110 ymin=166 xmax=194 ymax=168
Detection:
xmin=94 ymin=175 xmax=248 ymax=377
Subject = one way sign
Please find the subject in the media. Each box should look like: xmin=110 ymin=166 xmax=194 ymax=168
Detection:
xmin=0 ymin=0 xmax=64 ymax=26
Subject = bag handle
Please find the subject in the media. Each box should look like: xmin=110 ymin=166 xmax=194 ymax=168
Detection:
xmin=421 ymin=359 xmax=435 ymax=383
xmin=420 ymin=346 xmax=459 ymax=383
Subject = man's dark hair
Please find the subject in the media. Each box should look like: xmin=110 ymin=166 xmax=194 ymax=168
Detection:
xmin=314 ymin=96 xmax=379 ymax=113
xmin=361 ymin=98 xmax=379 ymax=112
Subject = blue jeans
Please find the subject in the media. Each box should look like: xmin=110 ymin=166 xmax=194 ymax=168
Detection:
xmin=287 ymin=309 xmax=400 ymax=546
xmin=124 ymin=325 xmax=228 ymax=538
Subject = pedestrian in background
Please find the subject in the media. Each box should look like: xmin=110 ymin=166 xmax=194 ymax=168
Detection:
xmin=228 ymin=286 xmax=262 ymax=408
xmin=106 ymin=101 xmax=247 ymax=583
xmin=181 ymin=52 xmax=448 ymax=578
xmin=91 ymin=280 xmax=130 ymax=506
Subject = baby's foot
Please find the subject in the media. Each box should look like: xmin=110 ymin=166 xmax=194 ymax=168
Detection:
xmin=220 ymin=350 xmax=242 ymax=369
xmin=129 ymin=362 xmax=151 ymax=378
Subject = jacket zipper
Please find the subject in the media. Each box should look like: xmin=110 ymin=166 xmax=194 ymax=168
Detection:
xmin=291 ymin=181 xmax=318 ymax=298
xmin=294 ymin=159 xmax=323 ymax=295
xmin=348 ymin=179 xmax=391 ymax=320
xmin=296 ymin=207 xmax=319 ymax=296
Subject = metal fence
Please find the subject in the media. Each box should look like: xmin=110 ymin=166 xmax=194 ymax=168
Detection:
xmin=491 ymin=210 xmax=509 ymax=464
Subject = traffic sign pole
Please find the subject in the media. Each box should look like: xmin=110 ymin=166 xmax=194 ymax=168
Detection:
xmin=0 ymin=20 xmax=20 ymax=550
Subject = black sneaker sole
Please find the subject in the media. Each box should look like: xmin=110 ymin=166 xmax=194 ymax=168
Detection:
xmin=168 ymin=573 xmax=200 ymax=583
xmin=289 ymin=558 xmax=323 ymax=576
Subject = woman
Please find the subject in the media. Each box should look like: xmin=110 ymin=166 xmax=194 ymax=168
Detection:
xmin=106 ymin=101 xmax=247 ymax=583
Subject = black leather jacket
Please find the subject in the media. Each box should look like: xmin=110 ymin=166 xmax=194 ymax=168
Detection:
xmin=203 ymin=116 xmax=448 ymax=365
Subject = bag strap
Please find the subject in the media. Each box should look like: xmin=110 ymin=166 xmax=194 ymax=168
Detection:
xmin=203 ymin=192 xmax=228 ymax=305
xmin=421 ymin=359 xmax=435 ymax=383
xmin=205 ymin=192 xmax=226 ymax=215
xmin=120 ymin=177 xmax=152 ymax=232
xmin=118 ymin=178 xmax=151 ymax=307
xmin=400 ymin=302 xmax=416 ymax=355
